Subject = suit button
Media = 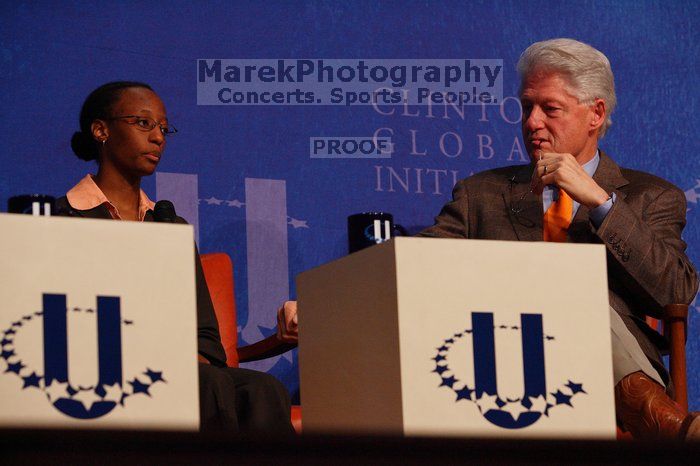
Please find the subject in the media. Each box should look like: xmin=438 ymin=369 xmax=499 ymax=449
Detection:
xmin=622 ymin=251 xmax=630 ymax=262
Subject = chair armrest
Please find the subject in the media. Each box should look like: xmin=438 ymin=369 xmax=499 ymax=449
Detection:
xmin=291 ymin=406 xmax=302 ymax=434
xmin=663 ymin=304 xmax=688 ymax=343
xmin=237 ymin=335 xmax=297 ymax=363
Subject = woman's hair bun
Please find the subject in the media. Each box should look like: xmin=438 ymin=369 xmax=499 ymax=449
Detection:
xmin=72 ymin=81 xmax=153 ymax=163
xmin=70 ymin=131 xmax=98 ymax=161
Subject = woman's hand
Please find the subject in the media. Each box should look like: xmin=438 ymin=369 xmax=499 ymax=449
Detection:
xmin=276 ymin=301 xmax=299 ymax=343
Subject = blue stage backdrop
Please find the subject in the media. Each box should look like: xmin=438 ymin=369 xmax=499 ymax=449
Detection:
xmin=1 ymin=1 xmax=698 ymax=408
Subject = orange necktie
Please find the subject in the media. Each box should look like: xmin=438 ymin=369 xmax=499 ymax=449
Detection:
xmin=543 ymin=188 xmax=573 ymax=242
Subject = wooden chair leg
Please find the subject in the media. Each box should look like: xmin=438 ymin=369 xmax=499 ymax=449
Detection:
xmin=664 ymin=304 xmax=688 ymax=412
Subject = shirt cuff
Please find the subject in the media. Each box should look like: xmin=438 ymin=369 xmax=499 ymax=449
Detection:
xmin=589 ymin=192 xmax=616 ymax=228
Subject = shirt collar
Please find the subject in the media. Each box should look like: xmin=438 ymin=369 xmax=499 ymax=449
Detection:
xmin=582 ymin=150 xmax=601 ymax=178
xmin=66 ymin=174 xmax=155 ymax=221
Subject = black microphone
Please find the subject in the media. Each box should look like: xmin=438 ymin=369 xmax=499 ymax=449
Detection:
xmin=153 ymin=200 xmax=177 ymax=223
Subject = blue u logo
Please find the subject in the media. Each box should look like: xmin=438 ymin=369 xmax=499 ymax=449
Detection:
xmin=432 ymin=311 xmax=586 ymax=429
xmin=472 ymin=312 xmax=546 ymax=429
xmin=43 ymin=293 xmax=123 ymax=419
xmin=0 ymin=293 xmax=165 ymax=420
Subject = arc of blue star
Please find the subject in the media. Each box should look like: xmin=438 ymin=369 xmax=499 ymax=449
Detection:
xmin=5 ymin=360 xmax=25 ymax=374
xmin=1 ymin=349 xmax=16 ymax=359
xmin=73 ymin=388 xmax=102 ymax=410
xmin=498 ymin=325 xmax=508 ymax=329
xmin=439 ymin=375 xmax=457 ymax=388
xmin=226 ymin=199 xmax=244 ymax=208
xmin=5 ymin=328 xmax=16 ymax=335
xmin=543 ymin=403 xmax=555 ymax=416
xmin=45 ymin=380 xmax=70 ymax=401
xmin=686 ymin=188 xmax=700 ymax=204
xmin=22 ymin=372 xmax=42 ymax=389
xmin=444 ymin=338 xmax=455 ymax=344
xmin=11 ymin=320 xmax=23 ymax=327
xmin=123 ymin=320 xmax=134 ymax=326
xmin=566 ymin=380 xmax=586 ymax=394
xmin=432 ymin=354 xmax=446 ymax=362
xmin=436 ymin=345 xmax=449 ymax=352
xmin=545 ymin=335 xmax=555 ymax=341
xmin=475 ymin=392 xmax=500 ymax=413
xmin=288 ymin=218 xmax=309 ymax=229
xmin=129 ymin=378 xmax=151 ymax=396
xmin=1 ymin=338 xmax=12 ymax=346
xmin=22 ymin=315 xmax=32 ymax=320
xmin=528 ymin=395 xmax=547 ymax=413
xmin=453 ymin=333 xmax=463 ymax=338
xmin=145 ymin=368 xmax=165 ymax=384
xmin=203 ymin=197 xmax=223 ymax=205
xmin=249 ymin=324 xmax=294 ymax=364
xmin=432 ymin=365 xmax=448 ymax=375
xmin=502 ymin=400 xmax=530 ymax=420
xmin=551 ymin=389 xmax=573 ymax=407
xmin=101 ymin=383 xmax=122 ymax=403
xmin=455 ymin=386 xmax=473 ymax=401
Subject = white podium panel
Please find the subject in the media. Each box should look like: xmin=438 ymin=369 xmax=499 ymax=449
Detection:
xmin=0 ymin=214 xmax=199 ymax=430
xmin=298 ymin=237 xmax=615 ymax=439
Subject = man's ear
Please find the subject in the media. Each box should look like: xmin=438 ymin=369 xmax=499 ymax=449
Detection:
xmin=91 ymin=120 xmax=109 ymax=143
xmin=590 ymin=99 xmax=606 ymax=132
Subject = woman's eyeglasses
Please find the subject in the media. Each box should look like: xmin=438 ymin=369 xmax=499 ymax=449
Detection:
xmin=108 ymin=115 xmax=178 ymax=136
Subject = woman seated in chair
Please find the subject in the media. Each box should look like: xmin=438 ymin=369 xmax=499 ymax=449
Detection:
xmin=57 ymin=81 xmax=298 ymax=434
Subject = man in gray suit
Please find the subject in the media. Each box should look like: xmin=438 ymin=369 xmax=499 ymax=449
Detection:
xmin=420 ymin=38 xmax=699 ymax=439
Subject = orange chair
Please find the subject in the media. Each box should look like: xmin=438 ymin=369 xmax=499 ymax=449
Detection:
xmin=200 ymin=252 xmax=302 ymax=433
xmin=617 ymin=304 xmax=689 ymax=439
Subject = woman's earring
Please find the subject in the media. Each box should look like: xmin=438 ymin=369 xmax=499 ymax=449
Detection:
xmin=102 ymin=138 xmax=108 ymax=147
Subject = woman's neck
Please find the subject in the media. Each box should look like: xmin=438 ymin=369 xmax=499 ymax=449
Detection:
xmin=94 ymin=165 xmax=141 ymax=221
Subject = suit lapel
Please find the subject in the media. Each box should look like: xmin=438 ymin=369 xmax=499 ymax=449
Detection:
xmin=592 ymin=150 xmax=629 ymax=198
xmin=503 ymin=164 xmax=544 ymax=242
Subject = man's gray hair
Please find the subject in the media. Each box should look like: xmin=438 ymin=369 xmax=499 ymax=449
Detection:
xmin=517 ymin=38 xmax=616 ymax=137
